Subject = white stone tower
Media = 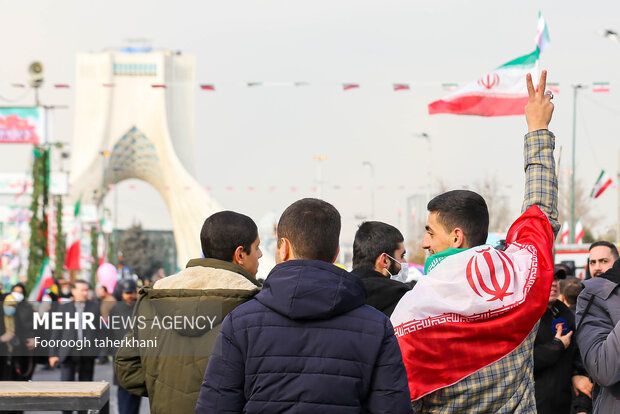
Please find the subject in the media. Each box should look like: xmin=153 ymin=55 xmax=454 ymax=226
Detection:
xmin=69 ymin=48 xmax=220 ymax=266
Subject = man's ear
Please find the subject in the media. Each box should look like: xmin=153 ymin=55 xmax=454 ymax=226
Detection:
xmin=373 ymin=252 xmax=392 ymax=277
xmin=277 ymin=238 xmax=292 ymax=263
xmin=452 ymin=228 xmax=466 ymax=248
xmin=331 ymin=246 xmax=340 ymax=264
xmin=373 ymin=253 xmax=389 ymax=272
xmin=232 ymin=245 xmax=245 ymax=266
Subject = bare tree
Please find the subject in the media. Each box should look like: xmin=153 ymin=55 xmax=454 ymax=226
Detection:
xmin=473 ymin=176 xmax=512 ymax=233
xmin=557 ymin=173 xmax=599 ymax=237
xmin=119 ymin=222 xmax=165 ymax=280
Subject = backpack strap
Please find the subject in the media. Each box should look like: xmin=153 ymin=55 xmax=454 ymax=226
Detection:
xmin=576 ymin=294 xmax=596 ymax=333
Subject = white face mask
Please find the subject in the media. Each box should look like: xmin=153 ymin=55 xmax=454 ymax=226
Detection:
xmin=10 ymin=292 xmax=24 ymax=302
xmin=386 ymin=254 xmax=409 ymax=283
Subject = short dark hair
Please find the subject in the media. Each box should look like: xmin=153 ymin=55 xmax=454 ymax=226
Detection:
xmin=589 ymin=241 xmax=619 ymax=260
xmin=352 ymin=221 xmax=404 ymax=270
xmin=200 ymin=211 xmax=258 ymax=261
xmin=11 ymin=283 xmax=27 ymax=297
xmin=73 ymin=279 xmax=90 ymax=289
xmin=277 ymin=198 xmax=340 ymax=262
xmin=427 ymin=190 xmax=489 ymax=248
xmin=559 ymin=277 xmax=583 ymax=307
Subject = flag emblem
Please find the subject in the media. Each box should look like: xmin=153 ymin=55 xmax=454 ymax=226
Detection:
xmin=477 ymin=73 xmax=500 ymax=90
xmin=466 ymin=247 xmax=514 ymax=301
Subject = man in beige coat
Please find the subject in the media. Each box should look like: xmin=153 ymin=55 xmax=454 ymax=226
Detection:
xmin=115 ymin=211 xmax=262 ymax=414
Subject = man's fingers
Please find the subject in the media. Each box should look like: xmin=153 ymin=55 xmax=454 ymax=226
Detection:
xmin=537 ymin=70 xmax=547 ymax=98
xmin=526 ymin=73 xmax=535 ymax=99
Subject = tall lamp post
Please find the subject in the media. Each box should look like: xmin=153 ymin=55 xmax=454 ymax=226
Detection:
xmin=112 ymin=165 xmax=121 ymax=265
xmin=414 ymin=132 xmax=432 ymax=201
xmin=313 ymin=155 xmax=327 ymax=199
xmin=570 ymin=84 xmax=585 ymax=243
xmin=362 ymin=161 xmax=375 ymax=219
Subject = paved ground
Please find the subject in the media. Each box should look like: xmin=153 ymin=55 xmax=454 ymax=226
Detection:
xmin=26 ymin=359 xmax=150 ymax=414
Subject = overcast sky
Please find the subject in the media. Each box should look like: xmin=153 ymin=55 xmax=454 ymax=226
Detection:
xmin=1 ymin=0 xmax=619 ymax=251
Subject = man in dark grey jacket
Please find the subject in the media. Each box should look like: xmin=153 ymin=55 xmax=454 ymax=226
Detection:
xmin=576 ymin=258 xmax=620 ymax=413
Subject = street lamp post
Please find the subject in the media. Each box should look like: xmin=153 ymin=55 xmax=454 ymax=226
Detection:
xmin=414 ymin=132 xmax=432 ymax=201
xmin=112 ymin=165 xmax=121 ymax=264
xmin=313 ymin=155 xmax=327 ymax=199
xmin=571 ymin=84 xmax=585 ymax=243
xmin=362 ymin=161 xmax=375 ymax=219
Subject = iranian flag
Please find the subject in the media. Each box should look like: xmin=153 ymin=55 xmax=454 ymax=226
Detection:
xmin=575 ymin=219 xmax=584 ymax=244
xmin=561 ymin=220 xmax=569 ymax=245
xmin=428 ymin=48 xmax=539 ymax=116
xmin=592 ymin=82 xmax=610 ymax=93
xmin=535 ymin=11 xmax=551 ymax=52
xmin=591 ymin=170 xmax=613 ymax=198
xmin=64 ymin=198 xmax=82 ymax=270
xmin=28 ymin=257 xmax=52 ymax=301
xmin=391 ymin=206 xmax=554 ymax=400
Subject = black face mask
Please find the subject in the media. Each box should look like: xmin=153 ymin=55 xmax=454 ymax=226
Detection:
xmin=387 ymin=257 xmax=401 ymax=277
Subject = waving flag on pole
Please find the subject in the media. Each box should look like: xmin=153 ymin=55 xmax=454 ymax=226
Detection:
xmin=575 ymin=219 xmax=584 ymax=244
xmin=535 ymin=11 xmax=551 ymax=52
xmin=428 ymin=48 xmax=540 ymax=117
xmin=560 ymin=221 xmax=569 ymax=245
xmin=391 ymin=206 xmax=554 ymax=400
xmin=590 ymin=170 xmax=613 ymax=198
xmin=429 ymin=13 xmax=548 ymax=117
xmin=64 ymin=198 xmax=82 ymax=270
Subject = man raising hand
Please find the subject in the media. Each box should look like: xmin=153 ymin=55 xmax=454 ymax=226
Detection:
xmin=392 ymin=70 xmax=560 ymax=413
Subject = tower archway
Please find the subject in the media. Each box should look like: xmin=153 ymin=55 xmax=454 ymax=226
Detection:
xmin=69 ymin=49 xmax=220 ymax=265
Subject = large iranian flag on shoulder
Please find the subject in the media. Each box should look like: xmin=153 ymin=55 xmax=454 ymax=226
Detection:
xmin=428 ymin=48 xmax=540 ymax=117
xmin=390 ymin=205 xmax=554 ymax=401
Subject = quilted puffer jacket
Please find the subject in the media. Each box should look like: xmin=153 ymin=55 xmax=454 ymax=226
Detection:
xmin=576 ymin=258 xmax=620 ymax=414
xmin=196 ymin=259 xmax=413 ymax=413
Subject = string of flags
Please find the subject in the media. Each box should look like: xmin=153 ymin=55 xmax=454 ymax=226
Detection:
xmin=95 ymin=183 xmax=514 ymax=193
xmin=1 ymin=81 xmax=611 ymax=93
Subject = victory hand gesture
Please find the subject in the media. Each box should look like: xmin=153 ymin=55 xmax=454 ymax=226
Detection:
xmin=525 ymin=70 xmax=554 ymax=132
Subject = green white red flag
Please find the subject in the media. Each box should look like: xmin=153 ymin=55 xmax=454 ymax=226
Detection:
xmin=428 ymin=48 xmax=539 ymax=116
xmin=535 ymin=11 xmax=551 ymax=52
xmin=64 ymin=198 xmax=82 ymax=270
xmin=575 ymin=219 xmax=584 ymax=244
xmin=391 ymin=206 xmax=554 ymax=400
xmin=561 ymin=220 xmax=569 ymax=245
xmin=591 ymin=170 xmax=613 ymax=198
xmin=592 ymin=82 xmax=610 ymax=93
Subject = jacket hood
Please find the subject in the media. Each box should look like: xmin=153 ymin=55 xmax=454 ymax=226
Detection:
xmin=255 ymin=260 xmax=366 ymax=320
xmin=601 ymin=258 xmax=620 ymax=284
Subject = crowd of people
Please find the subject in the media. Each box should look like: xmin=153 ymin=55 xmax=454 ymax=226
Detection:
xmin=1 ymin=71 xmax=619 ymax=414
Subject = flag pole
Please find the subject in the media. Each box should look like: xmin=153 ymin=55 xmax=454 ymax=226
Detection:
xmin=571 ymin=84 xmax=585 ymax=243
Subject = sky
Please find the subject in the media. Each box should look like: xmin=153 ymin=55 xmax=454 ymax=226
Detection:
xmin=1 ymin=0 xmax=619 ymax=256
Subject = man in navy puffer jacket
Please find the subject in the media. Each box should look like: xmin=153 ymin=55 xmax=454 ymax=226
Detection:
xmin=196 ymin=198 xmax=413 ymax=413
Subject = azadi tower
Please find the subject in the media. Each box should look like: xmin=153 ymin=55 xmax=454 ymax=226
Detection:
xmin=69 ymin=48 xmax=220 ymax=265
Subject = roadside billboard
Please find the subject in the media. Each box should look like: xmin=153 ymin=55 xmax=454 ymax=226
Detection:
xmin=0 ymin=107 xmax=48 ymax=144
